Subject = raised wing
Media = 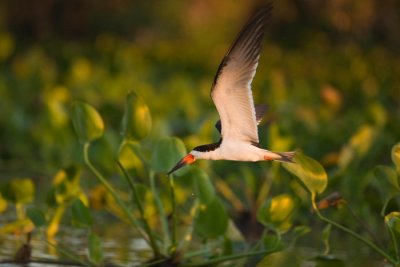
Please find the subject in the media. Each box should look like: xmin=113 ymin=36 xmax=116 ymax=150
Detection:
xmin=215 ymin=104 xmax=268 ymax=134
xmin=211 ymin=3 xmax=272 ymax=144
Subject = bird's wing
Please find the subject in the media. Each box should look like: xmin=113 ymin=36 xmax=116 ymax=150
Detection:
xmin=211 ymin=4 xmax=272 ymax=144
xmin=214 ymin=104 xmax=268 ymax=134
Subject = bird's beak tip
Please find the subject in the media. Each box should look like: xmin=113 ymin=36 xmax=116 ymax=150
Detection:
xmin=167 ymin=154 xmax=196 ymax=175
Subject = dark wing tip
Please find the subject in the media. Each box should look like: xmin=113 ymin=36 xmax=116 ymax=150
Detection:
xmin=211 ymin=2 xmax=273 ymax=90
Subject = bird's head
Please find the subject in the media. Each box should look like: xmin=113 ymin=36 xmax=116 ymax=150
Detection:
xmin=167 ymin=151 xmax=198 ymax=175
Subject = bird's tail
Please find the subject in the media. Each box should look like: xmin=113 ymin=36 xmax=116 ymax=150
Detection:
xmin=272 ymin=151 xmax=296 ymax=163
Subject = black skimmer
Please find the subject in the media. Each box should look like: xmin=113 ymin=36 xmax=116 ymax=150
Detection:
xmin=168 ymin=3 xmax=295 ymax=175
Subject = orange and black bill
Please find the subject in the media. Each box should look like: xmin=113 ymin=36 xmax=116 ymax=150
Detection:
xmin=167 ymin=154 xmax=195 ymax=175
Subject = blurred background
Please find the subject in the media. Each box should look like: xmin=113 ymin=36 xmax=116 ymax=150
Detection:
xmin=1 ymin=0 xmax=399 ymax=177
xmin=0 ymin=0 xmax=400 ymax=264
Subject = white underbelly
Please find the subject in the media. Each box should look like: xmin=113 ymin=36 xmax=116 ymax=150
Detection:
xmin=216 ymin=141 xmax=265 ymax=161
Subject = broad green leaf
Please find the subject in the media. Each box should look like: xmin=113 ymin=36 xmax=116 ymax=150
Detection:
xmin=385 ymin=212 xmax=400 ymax=234
xmin=27 ymin=208 xmax=47 ymax=227
xmin=282 ymin=152 xmax=328 ymax=195
xmin=71 ymin=199 xmax=93 ymax=228
xmin=257 ymin=194 xmax=296 ymax=233
xmin=70 ymin=101 xmax=104 ymax=144
xmin=392 ymin=143 xmax=400 ymax=173
xmin=121 ymin=92 xmax=152 ymax=141
xmin=88 ymin=233 xmax=103 ymax=264
xmin=191 ymin=167 xmax=215 ymax=205
xmin=151 ymin=137 xmax=187 ymax=173
xmin=372 ymin=165 xmax=399 ymax=199
xmin=194 ymin=197 xmax=228 ymax=239
xmin=2 ymin=178 xmax=35 ymax=204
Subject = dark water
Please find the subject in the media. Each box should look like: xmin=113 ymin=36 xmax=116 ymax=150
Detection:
xmin=0 ymin=224 xmax=152 ymax=266
xmin=0 ymin=211 xmax=389 ymax=267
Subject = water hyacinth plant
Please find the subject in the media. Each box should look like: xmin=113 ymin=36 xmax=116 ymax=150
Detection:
xmin=12 ymin=91 xmax=395 ymax=266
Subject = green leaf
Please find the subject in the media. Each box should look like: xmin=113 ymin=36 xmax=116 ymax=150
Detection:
xmin=88 ymin=233 xmax=103 ymax=264
xmin=282 ymin=151 xmax=328 ymax=195
xmin=392 ymin=143 xmax=400 ymax=173
xmin=0 ymin=194 xmax=7 ymax=213
xmin=190 ymin=167 xmax=215 ymax=205
xmin=27 ymin=208 xmax=47 ymax=227
xmin=257 ymin=194 xmax=296 ymax=233
xmin=71 ymin=199 xmax=93 ymax=228
xmin=70 ymin=101 xmax=104 ymax=144
xmin=151 ymin=137 xmax=187 ymax=173
xmin=121 ymin=92 xmax=152 ymax=141
xmin=194 ymin=197 xmax=228 ymax=239
xmin=385 ymin=212 xmax=400 ymax=234
xmin=372 ymin=165 xmax=399 ymax=199
xmin=2 ymin=178 xmax=35 ymax=204
xmin=118 ymin=141 xmax=144 ymax=171
xmin=263 ymin=232 xmax=284 ymax=251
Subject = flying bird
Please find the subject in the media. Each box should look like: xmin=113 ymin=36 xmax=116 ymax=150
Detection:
xmin=168 ymin=3 xmax=295 ymax=175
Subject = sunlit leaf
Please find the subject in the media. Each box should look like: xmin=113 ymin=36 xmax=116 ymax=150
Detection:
xmin=0 ymin=194 xmax=7 ymax=213
xmin=49 ymin=166 xmax=83 ymax=205
xmin=2 ymin=178 xmax=35 ymax=204
xmin=151 ymin=137 xmax=187 ymax=173
xmin=338 ymin=125 xmax=376 ymax=169
xmin=257 ymin=194 xmax=296 ymax=233
xmin=88 ymin=233 xmax=103 ymax=264
xmin=392 ymin=143 xmax=400 ymax=174
xmin=121 ymin=92 xmax=152 ymax=141
xmin=70 ymin=101 xmax=104 ymax=144
xmin=27 ymin=208 xmax=47 ymax=227
xmin=190 ymin=167 xmax=215 ymax=205
xmin=71 ymin=199 xmax=93 ymax=228
xmin=194 ymin=197 xmax=228 ymax=239
xmin=283 ymin=152 xmax=328 ymax=195
xmin=118 ymin=141 xmax=144 ymax=171
xmin=385 ymin=212 xmax=400 ymax=234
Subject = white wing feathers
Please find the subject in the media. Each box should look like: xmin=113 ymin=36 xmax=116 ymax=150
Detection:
xmin=211 ymin=4 xmax=272 ymax=144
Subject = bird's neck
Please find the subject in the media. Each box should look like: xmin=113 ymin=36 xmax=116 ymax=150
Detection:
xmin=197 ymin=149 xmax=221 ymax=160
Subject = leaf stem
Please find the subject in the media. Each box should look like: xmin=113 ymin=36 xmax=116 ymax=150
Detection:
xmin=168 ymin=174 xmax=177 ymax=255
xmin=387 ymin=224 xmax=399 ymax=262
xmin=311 ymin=194 xmax=397 ymax=265
xmin=149 ymin=170 xmax=171 ymax=250
xmin=82 ymin=142 xmax=152 ymax=252
xmin=117 ymin=160 xmax=161 ymax=257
